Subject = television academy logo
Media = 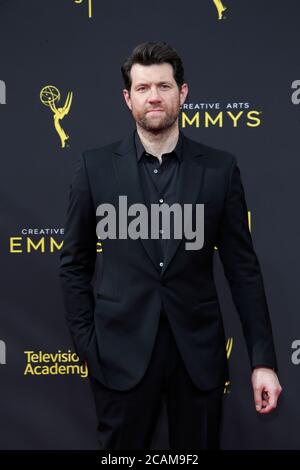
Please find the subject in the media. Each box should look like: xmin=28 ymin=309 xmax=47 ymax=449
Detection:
xmin=0 ymin=340 xmax=6 ymax=365
xmin=0 ymin=80 xmax=6 ymax=104
xmin=24 ymin=350 xmax=88 ymax=378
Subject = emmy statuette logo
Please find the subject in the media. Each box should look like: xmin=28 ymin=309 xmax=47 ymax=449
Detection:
xmin=73 ymin=0 xmax=93 ymax=18
xmin=212 ymin=0 xmax=227 ymax=20
xmin=40 ymin=85 xmax=73 ymax=149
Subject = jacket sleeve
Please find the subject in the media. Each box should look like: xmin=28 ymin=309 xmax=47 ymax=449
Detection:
xmin=59 ymin=152 xmax=97 ymax=362
xmin=216 ymin=155 xmax=278 ymax=371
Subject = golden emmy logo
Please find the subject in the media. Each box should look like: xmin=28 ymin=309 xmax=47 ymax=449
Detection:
xmin=40 ymin=85 xmax=73 ymax=149
xmin=73 ymin=0 xmax=93 ymax=18
xmin=224 ymin=337 xmax=233 ymax=394
xmin=212 ymin=0 xmax=227 ymax=20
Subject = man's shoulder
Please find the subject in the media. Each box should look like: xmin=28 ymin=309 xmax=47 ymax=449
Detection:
xmin=78 ymin=136 xmax=129 ymax=176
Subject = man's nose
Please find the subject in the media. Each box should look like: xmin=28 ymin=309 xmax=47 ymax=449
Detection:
xmin=148 ymin=87 xmax=162 ymax=102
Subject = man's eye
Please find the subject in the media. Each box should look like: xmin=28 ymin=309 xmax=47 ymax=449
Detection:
xmin=137 ymin=85 xmax=169 ymax=91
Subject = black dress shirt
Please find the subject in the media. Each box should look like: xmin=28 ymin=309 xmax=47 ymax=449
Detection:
xmin=134 ymin=128 xmax=184 ymax=270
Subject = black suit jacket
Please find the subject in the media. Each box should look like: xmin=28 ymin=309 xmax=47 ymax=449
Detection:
xmin=59 ymin=129 xmax=278 ymax=391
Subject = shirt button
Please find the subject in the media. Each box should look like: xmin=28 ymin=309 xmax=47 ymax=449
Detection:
xmin=159 ymin=198 xmax=164 ymax=203
xmin=153 ymin=168 xmax=158 ymax=174
xmin=159 ymin=262 xmax=164 ymax=267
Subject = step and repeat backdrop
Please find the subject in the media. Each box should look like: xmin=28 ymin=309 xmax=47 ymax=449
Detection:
xmin=0 ymin=0 xmax=299 ymax=450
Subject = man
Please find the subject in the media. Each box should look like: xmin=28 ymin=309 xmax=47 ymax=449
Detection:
xmin=59 ymin=41 xmax=282 ymax=450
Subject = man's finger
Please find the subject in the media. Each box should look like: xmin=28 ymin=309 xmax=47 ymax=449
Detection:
xmin=253 ymin=386 xmax=263 ymax=412
xmin=261 ymin=390 xmax=269 ymax=407
xmin=258 ymin=389 xmax=278 ymax=414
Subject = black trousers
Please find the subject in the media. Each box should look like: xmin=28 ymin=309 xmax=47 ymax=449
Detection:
xmin=89 ymin=309 xmax=224 ymax=450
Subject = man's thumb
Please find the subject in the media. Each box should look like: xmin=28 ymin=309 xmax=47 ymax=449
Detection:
xmin=254 ymin=386 xmax=262 ymax=411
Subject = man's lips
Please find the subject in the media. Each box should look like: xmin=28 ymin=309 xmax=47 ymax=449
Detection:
xmin=147 ymin=109 xmax=164 ymax=113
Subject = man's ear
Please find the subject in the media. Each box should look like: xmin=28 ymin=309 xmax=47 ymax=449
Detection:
xmin=123 ymin=89 xmax=132 ymax=110
xmin=180 ymin=83 xmax=189 ymax=106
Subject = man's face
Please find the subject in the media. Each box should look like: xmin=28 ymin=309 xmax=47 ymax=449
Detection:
xmin=123 ymin=63 xmax=188 ymax=132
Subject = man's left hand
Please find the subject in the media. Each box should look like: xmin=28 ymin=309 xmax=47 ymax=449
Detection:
xmin=251 ymin=367 xmax=282 ymax=414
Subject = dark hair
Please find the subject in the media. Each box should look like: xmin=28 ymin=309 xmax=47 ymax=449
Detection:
xmin=121 ymin=41 xmax=185 ymax=92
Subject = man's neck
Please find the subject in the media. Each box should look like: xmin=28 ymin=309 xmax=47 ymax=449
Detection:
xmin=136 ymin=124 xmax=179 ymax=162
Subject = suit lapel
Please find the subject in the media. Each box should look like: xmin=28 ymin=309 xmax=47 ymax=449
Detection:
xmin=112 ymin=130 xmax=205 ymax=276
xmin=112 ymin=131 xmax=159 ymax=272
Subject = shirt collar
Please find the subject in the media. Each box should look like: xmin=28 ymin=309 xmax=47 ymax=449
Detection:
xmin=134 ymin=128 xmax=183 ymax=163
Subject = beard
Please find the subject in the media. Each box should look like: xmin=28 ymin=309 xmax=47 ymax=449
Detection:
xmin=132 ymin=102 xmax=180 ymax=133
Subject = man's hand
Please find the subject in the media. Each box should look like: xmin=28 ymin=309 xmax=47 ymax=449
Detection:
xmin=251 ymin=367 xmax=282 ymax=414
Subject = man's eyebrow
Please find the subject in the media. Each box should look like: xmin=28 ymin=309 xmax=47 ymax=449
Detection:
xmin=134 ymin=81 xmax=173 ymax=87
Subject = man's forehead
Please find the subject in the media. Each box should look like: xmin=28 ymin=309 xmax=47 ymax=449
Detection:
xmin=130 ymin=63 xmax=174 ymax=83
